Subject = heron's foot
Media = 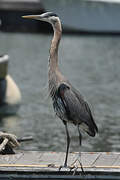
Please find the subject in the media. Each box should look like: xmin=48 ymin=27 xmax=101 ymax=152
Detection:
xmin=70 ymin=158 xmax=85 ymax=176
xmin=0 ymin=131 xmax=20 ymax=154
xmin=59 ymin=163 xmax=85 ymax=176
xmin=59 ymin=164 xmax=78 ymax=173
xmin=59 ymin=164 xmax=72 ymax=171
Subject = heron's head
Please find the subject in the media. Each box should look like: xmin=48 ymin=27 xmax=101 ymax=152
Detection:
xmin=22 ymin=12 xmax=59 ymax=26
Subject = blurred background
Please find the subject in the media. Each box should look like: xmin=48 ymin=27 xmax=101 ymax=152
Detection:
xmin=0 ymin=0 xmax=120 ymax=153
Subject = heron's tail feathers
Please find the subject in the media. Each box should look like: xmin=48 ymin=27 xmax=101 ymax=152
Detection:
xmin=87 ymin=123 xmax=98 ymax=137
xmin=87 ymin=113 xmax=98 ymax=137
xmin=80 ymin=119 xmax=98 ymax=137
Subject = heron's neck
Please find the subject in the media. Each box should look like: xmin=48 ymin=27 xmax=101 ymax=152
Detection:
xmin=49 ymin=19 xmax=62 ymax=71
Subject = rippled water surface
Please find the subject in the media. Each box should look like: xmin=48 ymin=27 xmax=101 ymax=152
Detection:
xmin=0 ymin=32 xmax=120 ymax=152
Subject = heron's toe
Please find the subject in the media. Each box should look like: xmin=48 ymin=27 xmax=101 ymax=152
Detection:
xmin=59 ymin=164 xmax=73 ymax=171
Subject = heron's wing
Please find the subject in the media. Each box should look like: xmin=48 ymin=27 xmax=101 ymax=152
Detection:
xmin=60 ymin=85 xmax=98 ymax=136
xmin=71 ymin=86 xmax=98 ymax=131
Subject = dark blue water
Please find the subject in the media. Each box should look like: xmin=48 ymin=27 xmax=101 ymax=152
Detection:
xmin=0 ymin=32 xmax=120 ymax=152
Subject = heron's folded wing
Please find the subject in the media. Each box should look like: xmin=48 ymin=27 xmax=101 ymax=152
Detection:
xmin=62 ymin=87 xmax=98 ymax=136
xmin=61 ymin=88 xmax=90 ymax=123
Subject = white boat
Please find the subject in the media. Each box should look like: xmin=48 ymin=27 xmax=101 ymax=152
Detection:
xmin=0 ymin=55 xmax=21 ymax=115
xmin=44 ymin=0 xmax=120 ymax=33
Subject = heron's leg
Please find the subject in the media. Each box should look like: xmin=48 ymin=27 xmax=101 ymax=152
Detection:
xmin=64 ymin=121 xmax=70 ymax=167
xmin=78 ymin=125 xmax=82 ymax=146
xmin=59 ymin=121 xmax=70 ymax=170
xmin=77 ymin=125 xmax=84 ymax=173
xmin=70 ymin=125 xmax=85 ymax=175
xmin=77 ymin=124 xmax=82 ymax=162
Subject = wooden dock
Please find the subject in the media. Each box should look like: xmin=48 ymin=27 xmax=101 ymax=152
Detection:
xmin=0 ymin=151 xmax=120 ymax=179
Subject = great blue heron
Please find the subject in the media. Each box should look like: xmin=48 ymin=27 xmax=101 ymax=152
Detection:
xmin=22 ymin=12 xmax=98 ymax=169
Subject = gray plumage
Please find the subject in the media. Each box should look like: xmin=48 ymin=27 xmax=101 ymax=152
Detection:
xmin=52 ymin=83 xmax=98 ymax=137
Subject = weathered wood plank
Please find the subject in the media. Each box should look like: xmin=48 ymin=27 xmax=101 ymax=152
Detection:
xmin=0 ymin=151 xmax=120 ymax=179
xmin=0 ymin=151 xmax=120 ymax=168
xmin=93 ymin=152 xmax=119 ymax=166
xmin=14 ymin=151 xmax=43 ymax=165
xmin=0 ymin=152 xmax=23 ymax=164
xmin=81 ymin=152 xmax=100 ymax=166
xmin=113 ymin=154 xmax=120 ymax=166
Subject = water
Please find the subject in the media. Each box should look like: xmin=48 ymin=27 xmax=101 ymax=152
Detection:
xmin=0 ymin=32 xmax=120 ymax=152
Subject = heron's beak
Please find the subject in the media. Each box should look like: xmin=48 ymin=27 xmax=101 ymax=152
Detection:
xmin=22 ymin=15 xmax=42 ymax=20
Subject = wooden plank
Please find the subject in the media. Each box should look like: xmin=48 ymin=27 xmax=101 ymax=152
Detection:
xmin=15 ymin=151 xmax=43 ymax=165
xmin=8 ymin=151 xmax=101 ymax=167
xmin=0 ymin=151 xmax=120 ymax=179
xmin=81 ymin=152 xmax=100 ymax=166
xmin=93 ymin=152 xmax=120 ymax=166
xmin=0 ymin=151 xmax=120 ymax=168
xmin=0 ymin=152 xmax=23 ymax=164
xmin=113 ymin=154 xmax=120 ymax=166
xmin=40 ymin=152 xmax=66 ymax=166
